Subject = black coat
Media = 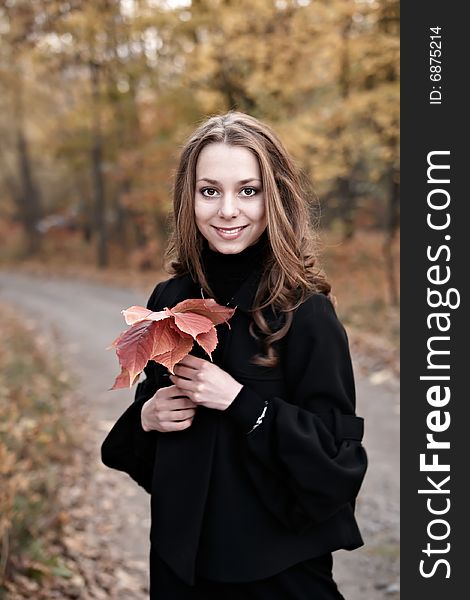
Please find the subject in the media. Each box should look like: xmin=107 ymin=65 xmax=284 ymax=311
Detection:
xmin=101 ymin=267 xmax=368 ymax=586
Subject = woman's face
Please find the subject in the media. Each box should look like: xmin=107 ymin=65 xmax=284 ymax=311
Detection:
xmin=194 ymin=142 xmax=267 ymax=254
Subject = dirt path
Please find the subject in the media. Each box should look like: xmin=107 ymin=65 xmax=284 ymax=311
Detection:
xmin=0 ymin=271 xmax=399 ymax=599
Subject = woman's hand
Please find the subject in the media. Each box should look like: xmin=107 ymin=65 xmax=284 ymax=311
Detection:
xmin=168 ymin=355 xmax=243 ymax=411
xmin=141 ymin=385 xmax=197 ymax=433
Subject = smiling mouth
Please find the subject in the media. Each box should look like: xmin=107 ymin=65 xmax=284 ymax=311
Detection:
xmin=212 ymin=225 xmax=248 ymax=232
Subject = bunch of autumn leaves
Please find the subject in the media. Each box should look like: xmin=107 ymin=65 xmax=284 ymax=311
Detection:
xmin=108 ymin=298 xmax=235 ymax=390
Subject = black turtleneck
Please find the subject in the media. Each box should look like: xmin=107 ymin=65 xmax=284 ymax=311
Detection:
xmin=200 ymin=229 xmax=269 ymax=305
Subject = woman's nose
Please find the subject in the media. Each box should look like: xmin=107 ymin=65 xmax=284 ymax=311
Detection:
xmin=217 ymin=194 xmax=240 ymax=218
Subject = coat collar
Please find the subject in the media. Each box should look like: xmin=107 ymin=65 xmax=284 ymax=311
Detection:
xmin=172 ymin=266 xmax=263 ymax=314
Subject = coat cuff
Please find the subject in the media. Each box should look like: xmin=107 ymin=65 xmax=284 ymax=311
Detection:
xmin=224 ymin=385 xmax=268 ymax=433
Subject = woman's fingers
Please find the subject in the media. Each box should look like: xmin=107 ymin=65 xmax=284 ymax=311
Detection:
xmin=170 ymin=397 xmax=197 ymax=409
xmin=173 ymin=364 xmax=199 ymax=380
xmin=159 ymin=408 xmax=196 ymax=422
xmin=142 ymin=404 xmax=195 ymax=433
xmin=169 ymin=373 xmax=195 ymax=393
xmin=160 ymin=389 xmax=196 ymax=409
xmin=158 ymin=418 xmax=194 ymax=432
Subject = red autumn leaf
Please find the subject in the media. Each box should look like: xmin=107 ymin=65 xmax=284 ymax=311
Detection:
xmin=172 ymin=298 xmax=235 ymax=327
xmin=108 ymin=298 xmax=235 ymax=390
xmin=121 ymin=305 xmax=169 ymax=325
xmin=111 ymin=367 xmax=134 ymax=389
xmin=152 ymin=334 xmax=194 ymax=374
xmin=196 ymin=327 xmax=218 ymax=357
xmin=111 ymin=320 xmax=169 ymax=388
xmin=121 ymin=305 xmax=153 ymax=325
xmin=169 ymin=310 xmax=214 ymax=338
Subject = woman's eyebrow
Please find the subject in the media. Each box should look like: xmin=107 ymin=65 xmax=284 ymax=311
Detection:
xmin=196 ymin=177 xmax=262 ymax=185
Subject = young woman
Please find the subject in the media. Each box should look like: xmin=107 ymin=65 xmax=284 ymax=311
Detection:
xmin=101 ymin=111 xmax=367 ymax=599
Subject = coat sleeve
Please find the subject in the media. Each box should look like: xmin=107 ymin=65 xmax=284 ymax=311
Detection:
xmin=100 ymin=280 xmax=168 ymax=493
xmin=223 ymin=292 xmax=368 ymax=533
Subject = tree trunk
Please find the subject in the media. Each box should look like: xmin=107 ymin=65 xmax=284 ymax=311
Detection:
xmin=111 ymin=184 xmax=129 ymax=251
xmin=76 ymin=176 xmax=93 ymax=243
xmin=105 ymin=14 xmax=141 ymax=254
xmin=337 ymin=18 xmax=356 ymax=241
xmin=337 ymin=175 xmax=355 ymax=241
xmin=12 ymin=73 xmax=42 ymax=256
xmin=89 ymin=60 xmax=108 ymax=268
xmin=15 ymin=127 xmax=42 ymax=255
xmin=382 ymin=161 xmax=400 ymax=306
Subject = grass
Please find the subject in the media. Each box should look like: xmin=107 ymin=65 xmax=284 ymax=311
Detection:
xmin=0 ymin=304 xmax=81 ymax=597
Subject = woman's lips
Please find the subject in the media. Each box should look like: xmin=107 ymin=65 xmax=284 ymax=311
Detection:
xmin=212 ymin=225 xmax=248 ymax=239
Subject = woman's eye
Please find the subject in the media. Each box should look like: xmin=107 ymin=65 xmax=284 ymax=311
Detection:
xmin=241 ymin=187 xmax=258 ymax=197
xmin=201 ymin=187 xmax=218 ymax=197
xmin=200 ymin=187 xmax=259 ymax=198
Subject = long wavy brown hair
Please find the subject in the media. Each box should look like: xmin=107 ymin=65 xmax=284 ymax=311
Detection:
xmin=164 ymin=111 xmax=332 ymax=367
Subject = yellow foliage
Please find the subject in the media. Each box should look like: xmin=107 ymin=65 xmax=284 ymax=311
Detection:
xmin=0 ymin=0 xmax=399 ymax=259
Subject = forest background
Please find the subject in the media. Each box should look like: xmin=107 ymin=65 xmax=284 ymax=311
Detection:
xmin=0 ymin=0 xmax=399 ymax=344
xmin=0 ymin=1 xmax=399 ymax=596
